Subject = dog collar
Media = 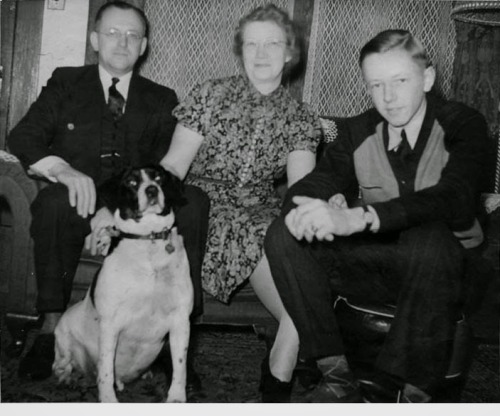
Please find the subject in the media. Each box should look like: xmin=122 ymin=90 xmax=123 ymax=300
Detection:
xmin=119 ymin=227 xmax=175 ymax=253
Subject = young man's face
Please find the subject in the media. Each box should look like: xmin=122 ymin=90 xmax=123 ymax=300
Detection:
xmin=361 ymin=48 xmax=435 ymax=128
xmin=90 ymin=7 xmax=147 ymax=77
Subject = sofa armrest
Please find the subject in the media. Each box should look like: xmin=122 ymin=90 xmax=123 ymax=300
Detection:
xmin=0 ymin=150 xmax=41 ymax=316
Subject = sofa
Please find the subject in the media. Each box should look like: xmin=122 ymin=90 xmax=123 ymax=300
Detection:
xmin=1 ymin=117 xmax=499 ymax=401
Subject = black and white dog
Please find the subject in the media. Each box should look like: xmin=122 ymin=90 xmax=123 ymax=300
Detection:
xmin=52 ymin=166 xmax=193 ymax=403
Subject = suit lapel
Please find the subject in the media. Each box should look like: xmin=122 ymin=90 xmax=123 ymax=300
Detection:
xmin=71 ymin=66 xmax=106 ymax=124
xmin=122 ymin=74 xmax=152 ymax=136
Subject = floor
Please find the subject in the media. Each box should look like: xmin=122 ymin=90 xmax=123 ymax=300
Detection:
xmin=1 ymin=319 xmax=499 ymax=404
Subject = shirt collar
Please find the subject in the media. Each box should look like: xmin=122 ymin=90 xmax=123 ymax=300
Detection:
xmin=98 ymin=66 xmax=133 ymax=102
xmin=387 ymin=100 xmax=427 ymax=151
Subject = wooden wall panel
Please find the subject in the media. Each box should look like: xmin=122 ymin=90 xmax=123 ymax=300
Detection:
xmin=6 ymin=0 xmax=45 ymax=145
xmin=0 ymin=1 xmax=17 ymax=150
xmin=290 ymin=0 xmax=314 ymax=101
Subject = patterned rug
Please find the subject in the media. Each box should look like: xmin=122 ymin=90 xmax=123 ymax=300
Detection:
xmin=1 ymin=321 xmax=499 ymax=403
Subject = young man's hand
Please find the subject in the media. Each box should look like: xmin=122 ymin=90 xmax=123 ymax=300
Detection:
xmin=285 ymin=196 xmax=366 ymax=242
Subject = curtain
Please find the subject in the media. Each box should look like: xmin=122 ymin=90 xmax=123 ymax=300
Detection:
xmin=451 ymin=1 xmax=500 ymax=192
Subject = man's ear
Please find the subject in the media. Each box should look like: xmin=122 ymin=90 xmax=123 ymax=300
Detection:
xmin=140 ymin=37 xmax=147 ymax=56
xmin=423 ymin=66 xmax=436 ymax=93
xmin=90 ymin=31 xmax=99 ymax=52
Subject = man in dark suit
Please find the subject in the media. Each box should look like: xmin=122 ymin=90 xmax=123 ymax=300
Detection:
xmin=8 ymin=1 xmax=209 ymax=384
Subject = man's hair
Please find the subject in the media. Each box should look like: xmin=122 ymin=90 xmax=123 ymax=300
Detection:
xmin=233 ymin=3 xmax=301 ymax=78
xmin=359 ymin=29 xmax=431 ymax=69
xmin=94 ymin=1 xmax=149 ymax=37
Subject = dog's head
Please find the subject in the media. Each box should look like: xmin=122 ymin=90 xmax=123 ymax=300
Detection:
xmin=112 ymin=165 xmax=185 ymax=234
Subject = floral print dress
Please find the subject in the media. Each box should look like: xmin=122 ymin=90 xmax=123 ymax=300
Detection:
xmin=173 ymin=75 xmax=321 ymax=303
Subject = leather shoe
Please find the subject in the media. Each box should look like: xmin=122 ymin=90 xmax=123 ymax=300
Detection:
xmin=294 ymin=357 xmax=322 ymax=390
xmin=260 ymin=354 xmax=292 ymax=403
xmin=307 ymin=370 xmax=362 ymax=403
xmin=4 ymin=327 xmax=28 ymax=358
xmin=18 ymin=333 xmax=55 ymax=380
xmin=359 ymin=378 xmax=399 ymax=403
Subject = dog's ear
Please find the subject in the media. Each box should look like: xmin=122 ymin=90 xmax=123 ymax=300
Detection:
xmin=96 ymin=169 xmax=129 ymax=213
xmin=159 ymin=166 xmax=187 ymax=210
xmin=117 ymin=167 xmax=141 ymax=220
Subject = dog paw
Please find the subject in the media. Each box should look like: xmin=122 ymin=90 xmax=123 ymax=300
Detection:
xmin=99 ymin=392 xmax=119 ymax=403
xmin=166 ymin=385 xmax=186 ymax=403
xmin=165 ymin=395 xmax=186 ymax=403
xmin=53 ymin=362 xmax=73 ymax=384
xmin=115 ymin=379 xmax=125 ymax=391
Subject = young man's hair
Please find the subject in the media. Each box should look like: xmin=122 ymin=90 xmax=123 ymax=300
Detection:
xmin=359 ymin=29 xmax=431 ymax=69
xmin=94 ymin=0 xmax=149 ymax=37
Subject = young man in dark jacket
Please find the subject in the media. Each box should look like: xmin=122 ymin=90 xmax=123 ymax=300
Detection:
xmin=264 ymin=29 xmax=491 ymax=403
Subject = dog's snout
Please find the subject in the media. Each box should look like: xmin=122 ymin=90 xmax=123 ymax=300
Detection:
xmin=145 ymin=185 xmax=159 ymax=199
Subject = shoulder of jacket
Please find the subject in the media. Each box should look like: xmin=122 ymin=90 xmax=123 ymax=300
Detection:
xmin=431 ymin=94 xmax=486 ymax=133
xmin=134 ymin=74 xmax=178 ymax=100
xmin=342 ymin=108 xmax=381 ymax=137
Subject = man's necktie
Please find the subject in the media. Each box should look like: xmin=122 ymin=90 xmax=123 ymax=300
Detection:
xmin=397 ymin=129 xmax=412 ymax=160
xmin=108 ymin=77 xmax=125 ymax=121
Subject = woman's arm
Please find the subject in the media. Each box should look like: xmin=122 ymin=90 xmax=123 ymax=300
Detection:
xmin=286 ymin=150 xmax=316 ymax=188
xmin=160 ymin=124 xmax=204 ymax=180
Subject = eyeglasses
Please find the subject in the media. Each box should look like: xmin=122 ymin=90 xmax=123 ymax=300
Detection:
xmin=97 ymin=28 xmax=144 ymax=43
xmin=243 ymin=39 xmax=286 ymax=54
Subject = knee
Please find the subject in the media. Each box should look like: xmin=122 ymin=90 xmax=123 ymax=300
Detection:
xmin=405 ymin=222 xmax=464 ymax=268
xmin=31 ymin=184 xmax=72 ymax=215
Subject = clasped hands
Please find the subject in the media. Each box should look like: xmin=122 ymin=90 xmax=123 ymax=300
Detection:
xmin=51 ymin=163 xmax=116 ymax=256
xmin=285 ymin=194 xmax=366 ymax=242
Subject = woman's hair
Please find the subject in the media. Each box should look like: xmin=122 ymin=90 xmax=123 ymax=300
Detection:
xmin=94 ymin=0 xmax=149 ymax=37
xmin=233 ymin=3 xmax=301 ymax=78
xmin=359 ymin=29 xmax=432 ymax=69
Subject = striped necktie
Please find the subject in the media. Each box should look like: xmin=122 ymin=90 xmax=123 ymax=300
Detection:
xmin=108 ymin=77 xmax=125 ymax=121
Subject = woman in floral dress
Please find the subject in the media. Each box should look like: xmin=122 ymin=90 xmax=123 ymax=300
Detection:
xmin=161 ymin=4 xmax=321 ymax=401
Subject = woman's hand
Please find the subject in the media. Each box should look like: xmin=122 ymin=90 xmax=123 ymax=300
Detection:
xmin=85 ymin=207 xmax=116 ymax=256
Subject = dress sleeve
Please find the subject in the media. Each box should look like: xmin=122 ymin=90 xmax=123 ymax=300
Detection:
xmin=172 ymin=80 xmax=213 ymax=137
xmin=288 ymin=104 xmax=322 ymax=154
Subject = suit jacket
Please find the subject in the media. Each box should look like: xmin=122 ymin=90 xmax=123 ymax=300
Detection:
xmin=8 ymin=65 xmax=178 ymax=184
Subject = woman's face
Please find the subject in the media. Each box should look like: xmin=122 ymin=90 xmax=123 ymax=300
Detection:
xmin=241 ymin=21 xmax=291 ymax=90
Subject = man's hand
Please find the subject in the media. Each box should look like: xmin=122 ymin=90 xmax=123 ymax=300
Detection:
xmin=50 ymin=164 xmax=96 ymax=218
xmin=85 ymin=207 xmax=116 ymax=256
xmin=285 ymin=196 xmax=366 ymax=242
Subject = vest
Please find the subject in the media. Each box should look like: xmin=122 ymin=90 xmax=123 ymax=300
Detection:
xmin=99 ymin=104 xmax=126 ymax=183
xmin=353 ymin=120 xmax=483 ymax=248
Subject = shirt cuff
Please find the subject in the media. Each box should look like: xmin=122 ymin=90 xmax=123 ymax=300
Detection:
xmin=28 ymin=156 xmax=69 ymax=183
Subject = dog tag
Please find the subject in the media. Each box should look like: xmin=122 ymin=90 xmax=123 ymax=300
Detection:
xmin=165 ymin=243 xmax=175 ymax=253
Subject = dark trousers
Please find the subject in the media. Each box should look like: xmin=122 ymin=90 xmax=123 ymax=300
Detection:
xmin=264 ymin=218 xmax=466 ymax=391
xmin=30 ymin=183 xmax=209 ymax=317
